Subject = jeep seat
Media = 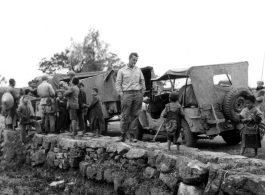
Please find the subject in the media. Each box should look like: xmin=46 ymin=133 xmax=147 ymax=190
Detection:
xmin=178 ymin=84 xmax=198 ymax=108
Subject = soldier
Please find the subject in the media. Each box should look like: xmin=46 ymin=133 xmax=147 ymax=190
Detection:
xmin=115 ymin=52 xmax=146 ymax=142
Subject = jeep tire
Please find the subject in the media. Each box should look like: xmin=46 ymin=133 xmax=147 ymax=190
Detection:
xmin=223 ymin=88 xmax=251 ymax=122
xmin=181 ymin=120 xmax=197 ymax=147
xmin=221 ymin=130 xmax=241 ymax=145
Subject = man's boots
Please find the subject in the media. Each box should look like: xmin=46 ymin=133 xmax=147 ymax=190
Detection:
xmin=116 ymin=133 xmax=126 ymax=142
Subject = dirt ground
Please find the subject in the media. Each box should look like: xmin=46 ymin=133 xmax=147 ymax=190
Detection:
xmin=107 ymin=121 xmax=265 ymax=159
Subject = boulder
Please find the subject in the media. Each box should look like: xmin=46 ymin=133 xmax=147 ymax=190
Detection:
xmin=221 ymin=173 xmax=265 ymax=195
xmin=135 ymin=184 xmax=151 ymax=195
xmin=104 ymin=169 xmax=114 ymax=183
xmin=59 ymin=138 xmax=77 ymax=150
xmin=126 ymin=148 xmax=147 ymax=159
xmin=46 ymin=151 xmax=56 ymax=167
xmin=159 ymin=173 xmax=178 ymax=192
xmin=147 ymin=150 xmax=161 ymax=167
xmin=86 ymin=166 xmax=97 ymax=179
xmin=176 ymin=156 xmax=209 ymax=185
xmin=116 ymin=142 xmax=131 ymax=154
xmin=69 ymin=158 xmax=80 ymax=168
xmin=123 ymin=177 xmax=141 ymax=194
xmin=204 ymin=165 xmax=225 ymax=195
xmin=59 ymin=159 xmax=70 ymax=169
xmin=143 ymin=167 xmax=157 ymax=179
xmin=150 ymin=187 xmax=173 ymax=195
xmin=79 ymin=161 xmax=90 ymax=177
xmin=156 ymin=153 xmax=176 ymax=173
xmin=31 ymin=149 xmax=46 ymax=166
xmin=177 ymin=182 xmax=202 ymax=195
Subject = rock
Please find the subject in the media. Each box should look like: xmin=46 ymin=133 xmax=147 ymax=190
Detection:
xmin=86 ymin=148 xmax=95 ymax=152
xmin=53 ymin=147 xmax=60 ymax=153
xmin=106 ymin=143 xmax=117 ymax=153
xmin=156 ymin=153 xmax=176 ymax=173
xmin=46 ymin=151 xmax=56 ymax=167
xmin=143 ymin=167 xmax=157 ymax=179
xmin=221 ymin=172 xmax=265 ymax=195
xmin=56 ymin=153 xmax=64 ymax=159
xmin=79 ymin=161 xmax=90 ymax=177
xmin=96 ymin=148 xmax=105 ymax=155
xmin=76 ymin=140 xmax=88 ymax=149
xmin=123 ymin=177 xmax=140 ymax=194
xmin=126 ymin=148 xmax=147 ymax=159
xmin=117 ymin=142 xmax=131 ymax=154
xmin=150 ymin=187 xmax=173 ymax=195
xmin=159 ymin=173 xmax=178 ymax=192
xmin=113 ymin=172 xmax=126 ymax=192
xmin=177 ymin=182 xmax=202 ymax=195
xmin=204 ymin=166 xmax=225 ymax=195
xmin=96 ymin=167 xmax=104 ymax=181
xmin=104 ymin=169 xmax=114 ymax=183
xmin=50 ymin=180 xmax=65 ymax=189
xmin=31 ymin=149 xmax=46 ymax=166
xmin=64 ymin=153 xmax=68 ymax=158
xmin=176 ymin=156 xmax=209 ymax=185
xmin=86 ymin=139 xmax=110 ymax=148
xmin=147 ymin=150 xmax=161 ymax=167
xmin=59 ymin=138 xmax=77 ymax=150
xmin=69 ymin=158 xmax=80 ymax=168
xmin=42 ymin=135 xmax=58 ymax=151
xmin=135 ymin=185 xmax=150 ymax=195
xmin=54 ymin=159 xmax=60 ymax=167
xmin=59 ymin=159 xmax=70 ymax=169
xmin=1 ymin=130 xmax=17 ymax=147
xmin=86 ymin=166 xmax=97 ymax=179
xmin=33 ymin=134 xmax=44 ymax=146
xmin=98 ymin=153 xmax=109 ymax=163
xmin=114 ymin=155 xmax=122 ymax=162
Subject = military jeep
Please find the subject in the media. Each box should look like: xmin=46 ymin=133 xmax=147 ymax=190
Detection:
xmin=137 ymin=61 xmax=259 ymax=147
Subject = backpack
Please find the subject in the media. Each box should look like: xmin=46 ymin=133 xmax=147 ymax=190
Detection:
xmin=164 ymin=104 xmax=181 ymax=136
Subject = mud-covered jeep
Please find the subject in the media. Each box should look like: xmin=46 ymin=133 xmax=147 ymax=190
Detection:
xmin=137 ymin=61 xmax=263 ymax=147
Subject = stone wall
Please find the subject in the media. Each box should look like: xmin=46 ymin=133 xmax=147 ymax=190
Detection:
xmin=2 ymin=130 xmax=265 ymax=195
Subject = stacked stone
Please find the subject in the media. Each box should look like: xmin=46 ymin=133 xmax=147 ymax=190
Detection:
xmin=27 ymin=133 xmax=265 ymax=195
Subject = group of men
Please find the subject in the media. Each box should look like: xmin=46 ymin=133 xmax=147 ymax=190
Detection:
xmin=0 ymin=52 xmax=146 ymax=143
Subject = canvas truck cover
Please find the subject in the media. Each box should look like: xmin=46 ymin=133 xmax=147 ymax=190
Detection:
xmin=33 ymin=71 xmax=107 ymax=91
xmin=188 ymin=61 xmax=248 ymax=106
xmin=80 ymin=70 xmax=119 ymax=103
xmin=152 ymin=61 xmax=249 ymax=106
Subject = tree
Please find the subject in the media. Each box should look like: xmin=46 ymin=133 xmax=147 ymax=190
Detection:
xmin=38 ymin=29 xmax=125 ymax=74
xmin=38 ymin=50 xmax=70 ymax=75
xmin=0 ymin=75 xmax=7 ymax=87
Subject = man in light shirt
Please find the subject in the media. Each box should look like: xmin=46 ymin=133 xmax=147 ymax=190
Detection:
xmin=115 ymin=52 xmax=146 ymax=142
xmin=37 ymin=75 xmax=55 ymax=133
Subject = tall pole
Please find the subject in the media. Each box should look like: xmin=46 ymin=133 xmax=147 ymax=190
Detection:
xmin=261 ymin=53 xmax=265 ymax=80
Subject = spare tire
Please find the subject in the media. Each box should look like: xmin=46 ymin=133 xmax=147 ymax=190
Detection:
xmin=223 ymin=88 xmax=251 ymax=122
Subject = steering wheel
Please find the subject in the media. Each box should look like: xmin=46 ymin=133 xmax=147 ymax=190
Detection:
xmin=159 ymin=89 xmax=172 ymax=102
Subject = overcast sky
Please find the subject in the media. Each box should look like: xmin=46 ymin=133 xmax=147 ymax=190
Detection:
xmin=0 ymin=0 xmax=265 ymax=88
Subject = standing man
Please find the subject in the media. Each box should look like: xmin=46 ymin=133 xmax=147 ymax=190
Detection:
xmin=3 ymin=79 xmax=20 ymax=130
xmin=64 ymin=77 xmax=80 ymax=136
xmin=37 ymin=75 xmax=55 ymax=133
xmin=115 ymin=52 xmax=146 ymax=142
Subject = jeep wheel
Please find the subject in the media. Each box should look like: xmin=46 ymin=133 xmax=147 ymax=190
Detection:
xmin=221 ymin=130 xmax=241 ymax=145
xmin=136 ymin=120 xmax=144 ymax=141
xmin=181 ymin=120 xmax=197 ymax=147
xmin=223 ymin=88 xmax=251 ymax=122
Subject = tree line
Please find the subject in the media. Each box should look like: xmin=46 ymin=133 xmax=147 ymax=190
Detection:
xmin=38 ymin=29 xmax=125 ymax=75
